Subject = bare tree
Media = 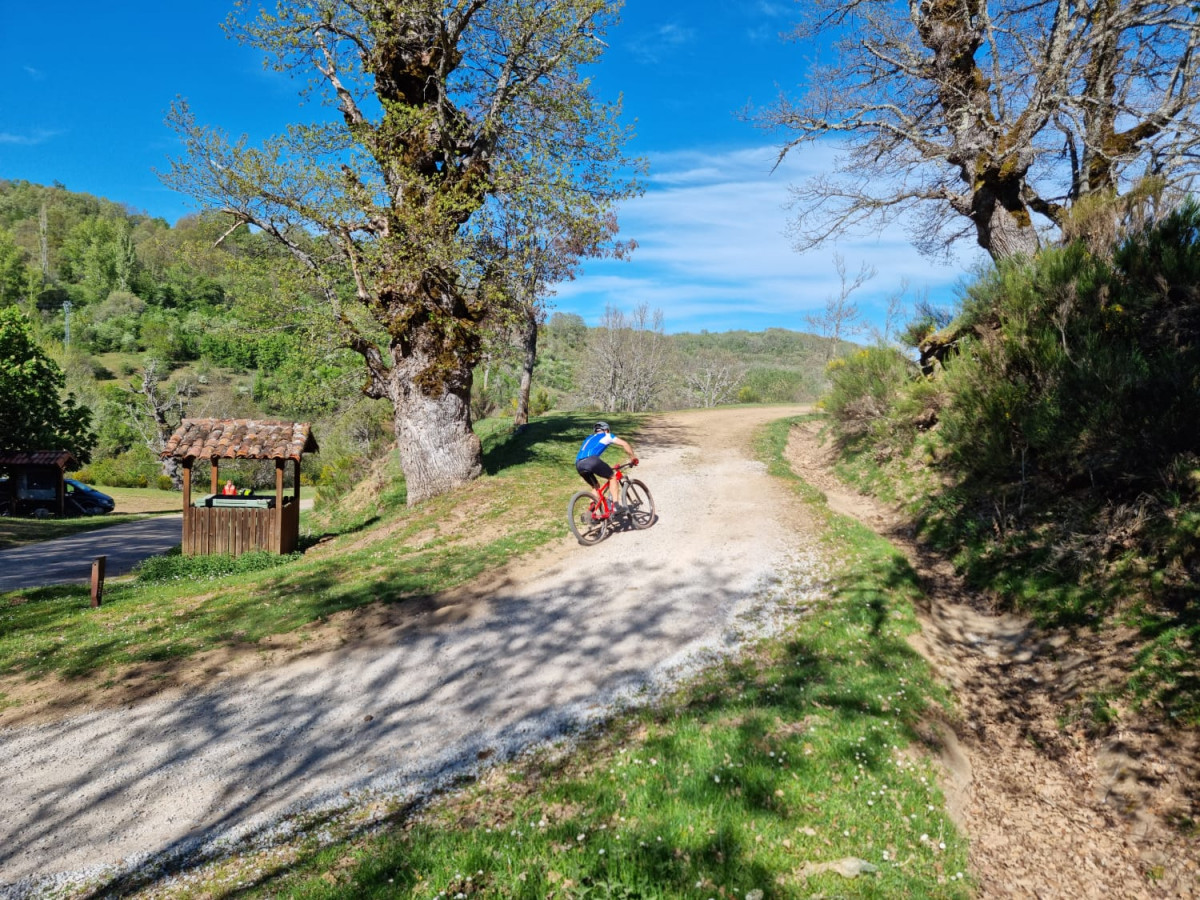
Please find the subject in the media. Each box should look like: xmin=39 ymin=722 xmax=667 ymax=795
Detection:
xmin=125 ymin=359 xmax=197 ymax=486
xmin=806 ymin=254 xmax=874 ymax=361
xmin=758 ymin=0 xmax=1200 ymax=260
xmin=580 ymin=303 xmax=668 ymax=412
xmin=681 ymin=350 xmax=744 ymax=408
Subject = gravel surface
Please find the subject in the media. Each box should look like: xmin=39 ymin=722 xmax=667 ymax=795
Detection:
xmin=0 ymin=407 xmax=820 ymax=897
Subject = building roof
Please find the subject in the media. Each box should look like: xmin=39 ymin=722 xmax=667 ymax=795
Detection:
xmin=160 ymin=419 xmax=318 ymax=462
xmin=0 ymin=450 xmax=78 ymax=469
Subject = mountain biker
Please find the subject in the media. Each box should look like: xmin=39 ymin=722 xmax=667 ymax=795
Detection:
xmin=575 ymin=421 xmax=638 ymax=517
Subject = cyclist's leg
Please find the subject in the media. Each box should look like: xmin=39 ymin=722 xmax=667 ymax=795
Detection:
xmin=577 ymin=457 xmax=614 ymax=515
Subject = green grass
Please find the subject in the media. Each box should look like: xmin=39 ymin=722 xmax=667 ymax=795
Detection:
xmin=78 ymin=415 xmax=971 ymax=899
xmin=0 ymin=414 xmax=636 ymax=685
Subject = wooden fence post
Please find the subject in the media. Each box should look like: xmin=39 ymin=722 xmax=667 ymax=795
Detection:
xmin=90 ymin=555 xmax=106 ymax=608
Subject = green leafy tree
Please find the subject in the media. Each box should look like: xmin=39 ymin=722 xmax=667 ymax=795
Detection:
xmin=0 ymin=307 xmax=95 ymax=460
xmin=0 ymin=228 xmax=28 ymax=307
xmin=163 ymin=0 xmax=635 ymax=504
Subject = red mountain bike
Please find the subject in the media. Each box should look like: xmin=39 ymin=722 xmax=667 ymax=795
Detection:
xmin=567 ymin=462 xmax=655 ymax=546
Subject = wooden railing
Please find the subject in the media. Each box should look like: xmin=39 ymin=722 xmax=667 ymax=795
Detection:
xmin=182 ymin=500 xmax=299 ymax=557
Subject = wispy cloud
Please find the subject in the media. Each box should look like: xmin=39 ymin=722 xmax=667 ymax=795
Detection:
xmin=555 ymin=145 xmax=985 ymax=334
xmin=22 ymin=65 xmax=45 ymax=80
xmin=626 ymin=22 xmax=696 ymax=64
xmin=756 ymin=0 xmax=793 ymax=17
xmin=0 ymin=128 xmax=61 ymax=146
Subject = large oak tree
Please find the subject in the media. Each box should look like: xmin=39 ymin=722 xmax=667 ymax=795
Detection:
xmin=163 ymin=0 xmax=634 ymax=503
xmin=759 ymin=0 xmax=1200 ymax=260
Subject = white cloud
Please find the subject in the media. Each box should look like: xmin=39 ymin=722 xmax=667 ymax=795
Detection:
xmin=0 ymin=128 xmax=60 ymax=145
xmin=555 ymin=144 xmax=985 ymax=334
xmin=626 ymin=22 xmax=696 ymax=63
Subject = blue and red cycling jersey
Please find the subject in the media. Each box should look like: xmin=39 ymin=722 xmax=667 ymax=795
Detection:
xmin=576 ymin=431 xmax=616 ymax=461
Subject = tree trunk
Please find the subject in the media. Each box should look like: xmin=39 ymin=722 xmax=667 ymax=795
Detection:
xmin=973 ymin=181 xmax=1041 ymax=260
xmin=514 ymin=308 xmax=538 ymax=428
xmin=383 ymin=322 xmax=482 ymax=506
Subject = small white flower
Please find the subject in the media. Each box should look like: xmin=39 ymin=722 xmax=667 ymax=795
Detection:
xmin=577 ymin=834 xmax=586 ymax=842
xmin=920 ymin=833 xmax=929 ymax=842
xmin=598 ymin=849 xmax=605 ymax=855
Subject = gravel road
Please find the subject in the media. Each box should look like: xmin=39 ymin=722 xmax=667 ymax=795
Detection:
xmin=0 ymin=407 xmax=819 ymax=895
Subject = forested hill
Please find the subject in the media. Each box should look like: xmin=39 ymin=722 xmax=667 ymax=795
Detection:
xmin=1 ymin=179 xmax=838 ymax=490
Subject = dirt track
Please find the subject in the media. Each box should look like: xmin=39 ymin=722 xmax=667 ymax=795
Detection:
xmin=0 ymin=406 xmax=817 ymax=894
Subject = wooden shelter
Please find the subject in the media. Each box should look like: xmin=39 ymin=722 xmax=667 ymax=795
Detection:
xmin=0 ymin=450 xmax=78 ymax=517
xmin=161 ymin=419 xmax=318 ymax=557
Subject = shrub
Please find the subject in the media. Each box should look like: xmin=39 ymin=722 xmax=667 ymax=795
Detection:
xmin=156 ymin=474 xmax=175 ymax=491
xmin=938 ymin=201 xmax=1200 ymax=486
xmin=823 ymin=346 xmax=916 ymax=440
xmin=135 ymin=549 xmax=300 ymax=584
xmin=85 ymin=446 xmax=161 ymax=487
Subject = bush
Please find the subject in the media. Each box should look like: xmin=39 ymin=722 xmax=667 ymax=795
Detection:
xmin=135 ymin=549 xmax=300 ymax=584
xmin=823 ymin=346 xmax=916 ymax=440
xmin=85 ymin=446 xmax=161 ymax=487
xmin=738 ymin=367 xmax=817 ymax=403
xmin=938 ymin=200 xmax=1200 ymax=486
xmin=156 ymin=474 xmax=175 ymax=491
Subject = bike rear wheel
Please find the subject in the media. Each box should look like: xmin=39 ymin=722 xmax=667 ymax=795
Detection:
xmin=568 ymin=491 xmax=608 ymax=545
xmin=622 ymin=479 xmax=655 ymax=530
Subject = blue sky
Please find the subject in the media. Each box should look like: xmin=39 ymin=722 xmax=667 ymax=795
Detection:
xmin=0 ymin=1 xmax=981 ymax=335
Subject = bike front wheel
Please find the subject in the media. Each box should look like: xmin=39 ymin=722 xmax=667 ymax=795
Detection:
xmin=622 ymin=479 xmax=655 ymax=530
xmin=568 ymin=491 xmax=609 ymax=545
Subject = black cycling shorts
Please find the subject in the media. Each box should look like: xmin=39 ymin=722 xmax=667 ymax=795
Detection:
xmin=575 ymin=455 xmax=613 ymax=489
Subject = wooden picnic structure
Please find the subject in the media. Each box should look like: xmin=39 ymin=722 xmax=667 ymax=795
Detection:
xmin=161 ymin=419 xmax=318 ymax=557
xmin=0 ymin=450 xmax=78 ymax=517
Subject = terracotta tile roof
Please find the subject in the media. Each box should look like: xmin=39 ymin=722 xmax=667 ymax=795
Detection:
xmin=0 ymin=450 xmax=78 ymax=469
xmin=160 ymin=419 xmax=318 ymax=462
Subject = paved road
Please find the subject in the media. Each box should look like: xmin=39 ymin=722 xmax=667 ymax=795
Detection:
xmin=0 ymin=515 xmax=182 ymax=592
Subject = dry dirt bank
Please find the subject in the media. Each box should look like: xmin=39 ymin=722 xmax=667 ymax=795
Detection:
xmin=786 ymin=418 xmax=1199 ymax=899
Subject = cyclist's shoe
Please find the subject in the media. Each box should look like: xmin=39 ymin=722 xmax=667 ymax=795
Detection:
xmin=614 ymin=503 xmax=628 ymax=514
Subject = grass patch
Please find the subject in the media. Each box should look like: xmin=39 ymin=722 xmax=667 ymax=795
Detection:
xmin=89 ymin=415 xmax=970 ymax=899
xmin=0 ymin=414 xmax=638 ymax=685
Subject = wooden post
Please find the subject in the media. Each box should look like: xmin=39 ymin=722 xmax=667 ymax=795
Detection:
xmin=210 ymin=459 xmax=219 ymax=495
xmin=275 ymin=458 xmax=285 ymax=553
xmin=182 ymin=462 xmax=193 ymax=556
xmin=293 ymin=458 xmax=301 ymax=505
xmin=90 ymin=555 xmax=106 ymax=607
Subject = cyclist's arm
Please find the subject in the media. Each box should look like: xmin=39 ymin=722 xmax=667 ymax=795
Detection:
xmin=611 ymin=437 xmax=636 ymax=459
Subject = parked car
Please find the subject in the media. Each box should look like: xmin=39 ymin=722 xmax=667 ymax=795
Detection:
xmin=64 ymin=479 xmax=115 ymax=516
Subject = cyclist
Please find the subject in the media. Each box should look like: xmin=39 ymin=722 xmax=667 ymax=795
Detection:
xmin=575 ymin=421 xmax=638 ymax=517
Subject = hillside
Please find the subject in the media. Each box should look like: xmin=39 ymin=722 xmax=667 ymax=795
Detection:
xmin=2 ymin=179 xmax=840 ymax=495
